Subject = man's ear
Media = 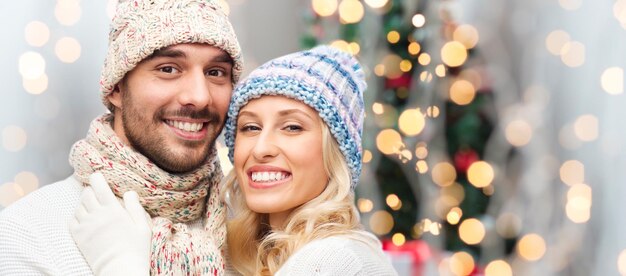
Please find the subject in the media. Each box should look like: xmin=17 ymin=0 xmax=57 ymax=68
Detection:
xmin=108 ymin=83 xmax=123 ymax=109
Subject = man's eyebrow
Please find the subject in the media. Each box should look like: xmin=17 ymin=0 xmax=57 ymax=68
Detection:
xmin=144 ymin=47 xmax=233 ymax=64
xmin=145 ymin=47 xmax=186 ymax=61
xmin=213 ymin=52 xmax=233 ymax=64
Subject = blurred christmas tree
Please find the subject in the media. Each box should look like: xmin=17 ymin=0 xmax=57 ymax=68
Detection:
xmin=302 ymin=0 xmax=510 ymax=270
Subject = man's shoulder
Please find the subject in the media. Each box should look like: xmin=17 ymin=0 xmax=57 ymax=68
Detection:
xmin=0 ymin=176 xmax=92 ymax=275
xmin=0 ymin=175 xmax=83 ymax=223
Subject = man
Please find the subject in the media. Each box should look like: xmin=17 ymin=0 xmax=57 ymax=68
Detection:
xmin=0 ymin=0 xmax=242 ymax=275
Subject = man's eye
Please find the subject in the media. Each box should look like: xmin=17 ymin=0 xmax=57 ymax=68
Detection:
xmin=159 ymin=66 xmax=179 ymax=74
xmin=207 ymin=69 xmax=226 ymax=77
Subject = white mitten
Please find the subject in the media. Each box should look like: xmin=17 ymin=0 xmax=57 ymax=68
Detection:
xmin=70 ymin=172 xmax=152 ymax=276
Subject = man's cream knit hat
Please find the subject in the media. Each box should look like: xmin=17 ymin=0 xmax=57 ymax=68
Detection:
xmin=100 ymin=0 xmax=243 ymax=111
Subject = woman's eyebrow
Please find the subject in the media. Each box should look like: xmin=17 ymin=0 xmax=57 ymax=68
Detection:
xmin=277 ymin=109 xmax=314 ymax=120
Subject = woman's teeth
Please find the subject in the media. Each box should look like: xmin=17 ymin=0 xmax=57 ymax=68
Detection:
xmin=251 ymin=171 xmax=289 ymax=182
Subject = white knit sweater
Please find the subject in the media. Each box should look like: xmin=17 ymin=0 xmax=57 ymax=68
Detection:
xmin=275 ymin=235 xmax=398 ymax=276
xmin=0 ymin=176 xmax=92 ymax=275
xmin=0 ymin=178 xmax=397 ymax=276
xmin=0 ymin=176 xmax=211 ymax=276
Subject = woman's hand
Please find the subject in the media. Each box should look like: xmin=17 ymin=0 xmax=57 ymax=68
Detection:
xmin=70 ymin=172 xmax=152 ymax=276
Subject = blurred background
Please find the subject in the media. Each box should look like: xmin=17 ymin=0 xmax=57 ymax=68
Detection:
xmin=2 ymin=0 xmax=626 ymax=275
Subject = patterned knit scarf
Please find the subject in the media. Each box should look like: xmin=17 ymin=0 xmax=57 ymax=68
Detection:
xmin=69 ymin=114 xmax=226 ymax=275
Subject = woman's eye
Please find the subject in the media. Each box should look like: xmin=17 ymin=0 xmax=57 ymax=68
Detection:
xmin=284 ymin=125 xmax=303 ymax=132
xmin=159 ymin=66 xmax=179 ymax=74
xmin=239 ymin=125 xmax=261 ymax=132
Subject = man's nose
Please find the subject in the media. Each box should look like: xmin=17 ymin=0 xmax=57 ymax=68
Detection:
xmin=178 ymin=70 xmax=212 ymax=107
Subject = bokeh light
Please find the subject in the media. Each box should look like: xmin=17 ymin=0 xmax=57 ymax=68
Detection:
xmin=566 ymin=196 xmax=591 ymax=223
xmin=447 ymin=207 xmax=463 ymax=225
xmin=2 ymin=126 xmax=28 ymax=152
xmin=399 ymin=59 xmax=412 ymax=72
xmin=418 ymin=53 xmax=431 ymax=66
xmin=392 ymin=233 xmax=406 ymax=246
xmin=441 ymin=41 xmax=468 ymax=67
xmin=560 ymin=160 xmax=585 ymax=185
xmin=372 ymin=102 xmax=384 ymax=114
xmin=560 ymin=41 xmax=585 ymax=67
xmin=19 ymin=52 xmax=46 ymax=80
xmin=449 ymin=251 xmax=475 ymax=276
xmin=55 ymin=37 xmax=82 ymax=63
xmin=408 ymin=42 xmax=421 ymax=55
xmin=467 ymin=161 xmax=495 ymax=188
xmin=415 ymin=143 xmax=428 ymax=159
xmin=618 ymin=249 xmax=626 ymax=275
xmin=416 ymin=160 xmax=428 ymax=174
xmin=338 ymin=0 xmax=364 ymax=24
xmin=505 ymin=119 xmax=533 ymax=147
xmin=420 ymin=71 xmax=433 ymax=83
xmin=573 ymin=114 xmax=599 ymax=142
xmin=459 ymin=218 xmax=485 ymax=245
xmin=362 ymin=149 xmax=373 ymax=163
xmin=370 ymin=210 xmax=394 ymax=235
xmin=55 ymin=0 xmax=82 ymax=26
xmin=517 ymin=233 xmax=546 ymax=261
xmin=412 ymin=14 xmax=426 ymax=28
xmin=431 ymin=162 xmax=457 ymax=187
xmin=0 ymin=183 xmax=23 ymax=207
xmin=398 ymin=108 xmax=425 ymax=136
xmin=24 ymin=21 xmax=50 ymax=47
xmin=386 ymin=194 xmax=402 ymax=210
xmin=382 ymin=54 xmax=403 ymax=79
xmin=485 ymin=260 xmax=513 ymax=276
xmin=566 ymin=183 xmax=592 ymax=223
xmin=14 ymin=171 xmax=40 ymax=195
xmin=546 ymin=30 xmax=571 ymax=56
xmin=364 ymin=0 xmax=388 ymax=9
xmin=376 ymin=129 xmax=403 ymax=154
xmin=312 ymin=0 xmax=338 ymax=16
xmin=330 ymin=40 xmax=351 ymax=53
xmin=435 ymin=64 xmax=446 ymax=77
xmin=453 ymin=24 xmax=479 ymax=49
xmin=358 ymin=198 xmax=374 ymax=213
xmin=601 ymin=67 xmax=624 ymax=95
xmin=426 ymin=106 xmax=440 ymax=117
xmin=23 ymin=73 xmax=49 ymax=95
xmin=559 ymin=0 xmax=582 ymax=10
xmin=387 ymin=30 xmax=400 ymax=44
xmin=449 ymin=79 xmax=476 ymax=105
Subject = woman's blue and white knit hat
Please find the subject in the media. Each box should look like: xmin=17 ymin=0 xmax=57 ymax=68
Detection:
xmin=224 ymin=45 xmax=366 ymax=188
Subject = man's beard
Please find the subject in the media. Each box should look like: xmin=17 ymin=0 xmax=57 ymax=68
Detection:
xmin=120 ymin=91 xmax=222 ymax=173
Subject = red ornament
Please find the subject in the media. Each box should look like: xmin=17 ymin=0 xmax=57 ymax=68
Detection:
xmin=384 ymin=73 xmax=412 ymax=89
xmin=382 ymin=239 xmax=431 ymax=276
xmin=454 ymin=148 xmax=479 ymax=173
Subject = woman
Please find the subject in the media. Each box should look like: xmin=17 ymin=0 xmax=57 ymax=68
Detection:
xmin=221 ymin=45 xmax=396 ymax=275
xmin=72 ymin=45 xmax=397 ymax=275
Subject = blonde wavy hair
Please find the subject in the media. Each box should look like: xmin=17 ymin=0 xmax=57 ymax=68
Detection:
xmin=221 ymin=122 xmax=373 ymax=275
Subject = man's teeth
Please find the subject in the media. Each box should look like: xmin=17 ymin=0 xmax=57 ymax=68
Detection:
xmin=166 ymin=120 xmax=203 ymax=132
xmin=251 ymin=171 xmax=289 ymax=182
